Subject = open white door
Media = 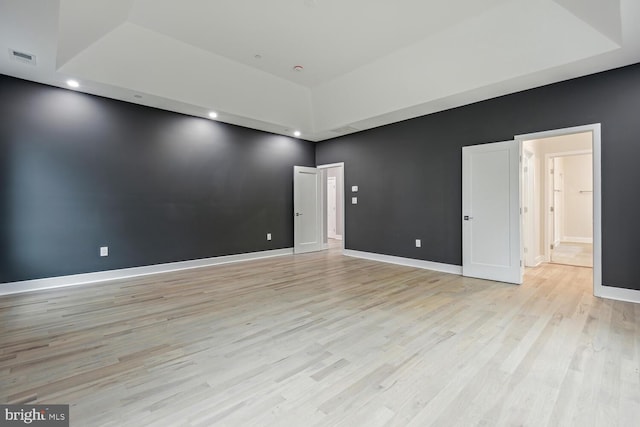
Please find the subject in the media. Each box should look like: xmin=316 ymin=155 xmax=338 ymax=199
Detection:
xmin=294 ymin=166 xmax=323 ymax=254
xmin=462 ymin=141 xmax=522 ymax=284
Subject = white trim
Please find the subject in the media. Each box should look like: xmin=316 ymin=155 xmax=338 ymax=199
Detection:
xmin=514 ymin=124 xmax=599 ymax=142
xmin=596 ymin=286 xmax=640 ymax=304
xmin=343 ymin=250 xmax=462 ymax=275
xmin=0 ymin=248 xmax=293 ymax=297
xmin=333 ymin=235 xmax=343 ymax=241
xmin=534 ymin=255 xmax=545 ymax=266
xmin=562 ymin=237 xmax=593 ymax=244
xmin=515 ymin=123 xmax=602 ymax=300
xmin=317 ymin=162 xmax=344 ymax=170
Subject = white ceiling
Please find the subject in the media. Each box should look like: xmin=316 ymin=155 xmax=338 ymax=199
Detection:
xmin=1 ymin=0 xmax=639 ymax=141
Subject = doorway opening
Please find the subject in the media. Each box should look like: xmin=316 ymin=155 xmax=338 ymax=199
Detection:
xmin=516 ymin=124 xmax=601 ymax=296
xmin=317 ymin=163 xmax=345 ymax=251
xmin=522 ymin=133 xmax=593 ymax=268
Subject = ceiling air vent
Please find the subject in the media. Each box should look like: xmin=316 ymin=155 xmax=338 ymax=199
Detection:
xmin=9 ymin=49 xmax=36 ymax=65
xmin=330 ymin=126 xmax=359 ymax=134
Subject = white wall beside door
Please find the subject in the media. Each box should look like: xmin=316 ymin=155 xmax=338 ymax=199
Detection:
xmin=327 ymin=177 xmax=338 ymax=239
xmin=552 ymin=157 xmax=564 ymax=248
xmin=562 ymin=154 xmax=593 ymax=243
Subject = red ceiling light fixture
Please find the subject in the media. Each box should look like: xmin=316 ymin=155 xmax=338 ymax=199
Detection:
xmin=293 ymin=65 xmax=304 ymax=72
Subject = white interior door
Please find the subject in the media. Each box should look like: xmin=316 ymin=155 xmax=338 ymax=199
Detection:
xmin=294 ymin=166 xmax=323 ymax=254
xmin=463 ymin=141 xmax=522 ymax=284
xmin=327 ymin=177 xmax=337 ymax=239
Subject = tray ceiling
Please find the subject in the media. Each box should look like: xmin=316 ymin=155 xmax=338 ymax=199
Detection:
xmin=1 ymin=0 xmax=638 ymax=141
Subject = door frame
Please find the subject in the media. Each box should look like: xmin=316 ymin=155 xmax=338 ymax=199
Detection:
xmin=317 ymin=162 xmax=345 ymax=252
xmin=515 ymin=124 xmax=601 ymax=297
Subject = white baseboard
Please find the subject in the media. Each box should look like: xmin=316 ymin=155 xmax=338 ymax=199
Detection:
xmin=595 ymin=284 xmax=640 ymax=304
xmin=343 ymin=250 xmax=462 ymax=275
xmin=0 ymin=248 xmax=293 ymax=297
xmin=334 ymin=235 xmax=343 ymax=241
xmin=534 ymin=255 xmax=545 ymax=266
xmin=562 ymin=237 xmax=593 ymax=244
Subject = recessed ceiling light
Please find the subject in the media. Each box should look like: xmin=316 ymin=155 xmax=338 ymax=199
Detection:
xmin=208 ymin=111 xmax=218 ymax=119
xmin=254 ymin=54 xmax=262 ymax=60
xmin=134 ymin=94 xmax=143 ymax=99
xmin=293 ymin=65 xmax=304 ymax=72
xmin=294 ymin=130 xmax=301 ymax=137
xmin=66 ymin=79 xmax=79 ymax=88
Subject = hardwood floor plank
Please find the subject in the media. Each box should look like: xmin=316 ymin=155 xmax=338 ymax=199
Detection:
xmin=1 ymin=249 xmax=638 ymax=426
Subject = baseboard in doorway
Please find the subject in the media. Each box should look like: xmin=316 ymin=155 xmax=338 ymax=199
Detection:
xmin=562 ymin=237 xmax=594 ymax=244
xmin=343 ymin=249 xmax=462 ymax=275
xmin=0 ymin=248 xmax=294 ymax=297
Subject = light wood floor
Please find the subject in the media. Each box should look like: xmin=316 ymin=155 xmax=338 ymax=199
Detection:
xmin=551 ymin=242 xmax=594 ymax=268
xmin=1 ymin=249 xmax=638 ymax=426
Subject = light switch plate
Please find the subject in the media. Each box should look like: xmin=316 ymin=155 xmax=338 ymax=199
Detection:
xmin=100 ymin=246 xmax=109 ymax=257
xmin=415 ymin=239 xmax=421 ymax=248
xmin=351 ymin=185 xmax=358 ymax=192
xmin=352 ymin=197 xmax=358 ymax=204
xmin=267 ymin=233 xmax=272 ymax=241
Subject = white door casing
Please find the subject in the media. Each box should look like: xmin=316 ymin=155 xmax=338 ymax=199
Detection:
xmin=516 ymin=124 xmax=605 ymax=299
xmin=294 ymin=166 xmax=323 ymax=254
xmin=463 ymin=141 xmax=522 ymax=285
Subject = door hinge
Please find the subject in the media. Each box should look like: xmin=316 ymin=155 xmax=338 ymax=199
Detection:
xmin=524 ymin=247 xmax=528 ymax=253
xmin=550 ymin=244 xmax=554 ymax=250
xmin=550 ymin=206 xmax=554 ymax=213
xmin=550 ymin=168 xmax=554 ymax=174
xmin=520 ymin=260 xmax=523 ymax=267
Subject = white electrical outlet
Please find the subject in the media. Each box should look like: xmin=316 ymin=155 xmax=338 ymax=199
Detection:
xmin=415 ymin=239 xmax=421 ymax=248
xmin=352 ymin=185 xmax=358 ymax=192
xmin=100 ymin=246 xmax=109 ymax=257
xmin=267 ymin=233 xmax=272 ymax=241
xmin=352 ymin=197 xmax=358 ymax=204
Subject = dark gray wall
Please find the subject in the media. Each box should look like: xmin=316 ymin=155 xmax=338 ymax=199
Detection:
xmin=0 ymin=75 xmax=315 ymax=284
xmin=316 ymin=63 xmax=640 ymax=291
